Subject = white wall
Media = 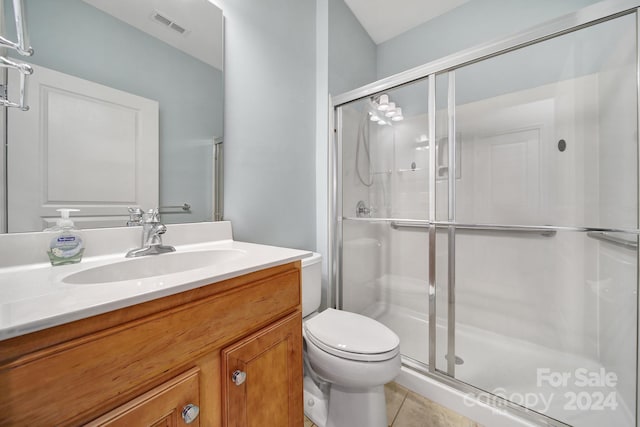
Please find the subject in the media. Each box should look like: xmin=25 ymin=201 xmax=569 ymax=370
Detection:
xmin=219 ymin=0 xmax=317 ymax=250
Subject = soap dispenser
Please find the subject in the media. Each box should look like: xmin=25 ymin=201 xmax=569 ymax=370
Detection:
xmin=45 ymin=209 xmax=84 ymax=266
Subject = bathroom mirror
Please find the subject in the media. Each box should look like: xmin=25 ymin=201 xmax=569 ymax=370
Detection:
xmin=0 ymin=0 xmax=224 ymax=233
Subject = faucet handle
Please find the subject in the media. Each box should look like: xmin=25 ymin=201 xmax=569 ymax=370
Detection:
xmin=127 ymin=207 xmax=144 ymax=226
xmin=144 ymin=208 xmax=161 ymax=223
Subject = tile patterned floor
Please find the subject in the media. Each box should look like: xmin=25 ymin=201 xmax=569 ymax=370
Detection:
xmin=304 ymin=382 xmax=482 ymax=427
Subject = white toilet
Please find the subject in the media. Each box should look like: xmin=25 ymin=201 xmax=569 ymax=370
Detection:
xmin=302 ymin=253 xmax=401 ymax=427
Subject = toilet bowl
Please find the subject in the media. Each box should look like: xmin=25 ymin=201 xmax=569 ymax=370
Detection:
xmin=302 ymin=253 xmax=401 ymax=427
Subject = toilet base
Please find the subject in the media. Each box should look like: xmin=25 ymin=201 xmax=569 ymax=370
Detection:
xmin=304 ymin=375 xmax=388 ymax=427
xmin=326 ymin=384 xmax=387 ymax=427
xmin=304 ymin=375 xmax=328 ymax=427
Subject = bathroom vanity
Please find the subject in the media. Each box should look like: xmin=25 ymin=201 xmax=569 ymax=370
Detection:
xmin=0 ymin=222 xmax=308 ymax=426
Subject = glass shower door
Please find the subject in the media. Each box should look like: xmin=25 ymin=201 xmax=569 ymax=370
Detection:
xmin=436 ymin=12 xmax=638 ymax=427
xmin=339 ymin=78 xmax=433 ymax=368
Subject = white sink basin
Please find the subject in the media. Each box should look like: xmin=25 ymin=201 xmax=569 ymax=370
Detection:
xmin=63 ymin=249 xmax=246 ymax=285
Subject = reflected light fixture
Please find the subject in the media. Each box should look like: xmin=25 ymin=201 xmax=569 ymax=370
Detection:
xmin=371 ymin=94 xmax=403 ymax=125
xmin=384 ymin=102 xmax=397 ymax=117
xmin=377 ymin=94 xmax=390 ymax=111
xmin=392 ymin=107 xmax=403 ymax=121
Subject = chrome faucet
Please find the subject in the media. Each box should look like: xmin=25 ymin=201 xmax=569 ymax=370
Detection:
xmin=126 ymin=208 xmax=176 ymax=258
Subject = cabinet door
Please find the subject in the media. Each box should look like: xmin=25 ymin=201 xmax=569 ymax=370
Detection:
xmin=222 ymin=312 xmax=303 ymax=427
xmin=86 ymin=368 xmax=201 ymax=427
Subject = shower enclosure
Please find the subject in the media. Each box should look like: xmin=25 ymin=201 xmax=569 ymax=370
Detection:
xmin=332 ymin=3 xmax=639 ymax=426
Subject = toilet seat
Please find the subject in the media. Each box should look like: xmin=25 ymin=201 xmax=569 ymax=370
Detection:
xmin=304 ymin=308 xmax=400 ymax=362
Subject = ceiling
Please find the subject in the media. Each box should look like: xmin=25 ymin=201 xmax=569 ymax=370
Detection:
xmin=344 ymin=0 xmax=470 ymax=44
xmin=80 ymin=0 xmax=467 ymax=68
xmin=81 ymin=0 xmax=223 ymax=70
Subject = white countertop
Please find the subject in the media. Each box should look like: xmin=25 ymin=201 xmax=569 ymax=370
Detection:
xmin=0 ymin=222 xmax=311 ymax=341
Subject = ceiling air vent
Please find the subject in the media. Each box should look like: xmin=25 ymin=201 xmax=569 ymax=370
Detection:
xmin=169 ymin=22 xmax=186 ymax=34
xmin=151 ymin=10 xmax=189 ymax=36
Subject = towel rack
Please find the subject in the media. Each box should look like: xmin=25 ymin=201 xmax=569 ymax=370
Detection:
xmin=159 ymin=203 xmax=191 ymax=213
xmin=0 ymin=0 xmax=32 ymax=56
xmin=0 ymin=55 xmax=32 ymax=110
xmin=1 ymin=0 xmax=33 ymax=111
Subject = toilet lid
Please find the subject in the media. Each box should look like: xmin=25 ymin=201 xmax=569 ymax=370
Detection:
xmin=304 ymin=309 xmax=400 ymax=362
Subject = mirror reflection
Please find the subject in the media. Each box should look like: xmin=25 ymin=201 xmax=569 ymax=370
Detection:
xmin=1 ymin=0 xmax=224 ymax=233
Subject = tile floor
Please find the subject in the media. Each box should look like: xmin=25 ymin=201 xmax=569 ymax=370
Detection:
xmin=304 ymin=382 xmax=482 ymax=427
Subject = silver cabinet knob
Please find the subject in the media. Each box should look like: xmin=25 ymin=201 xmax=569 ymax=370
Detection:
xmin=181 ymin=403 xmax=200 ymax=424
xmin=232 ymin=370 xmax=247 ymax=386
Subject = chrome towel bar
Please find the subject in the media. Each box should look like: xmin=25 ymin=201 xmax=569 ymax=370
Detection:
xmin=159 ymin=203 xmax=191 ymax=213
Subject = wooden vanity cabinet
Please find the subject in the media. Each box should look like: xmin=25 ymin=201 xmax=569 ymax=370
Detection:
xmin=0 ymin=262 xmax=303 ymax=427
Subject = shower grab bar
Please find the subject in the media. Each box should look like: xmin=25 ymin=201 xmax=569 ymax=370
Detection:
xmin=389 ymin=221 xmax=557 ymax=236
xmin=343 ymin=217 xmax=640 ymax=235
xmin=0 ymin=0 xmax=33 ymax=56
xmin=586 ymin=231 xmax=637 ymax=250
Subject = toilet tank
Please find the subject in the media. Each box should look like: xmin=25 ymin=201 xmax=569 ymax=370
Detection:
xmin=301 ymin=252 xmax=322 ymax=317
